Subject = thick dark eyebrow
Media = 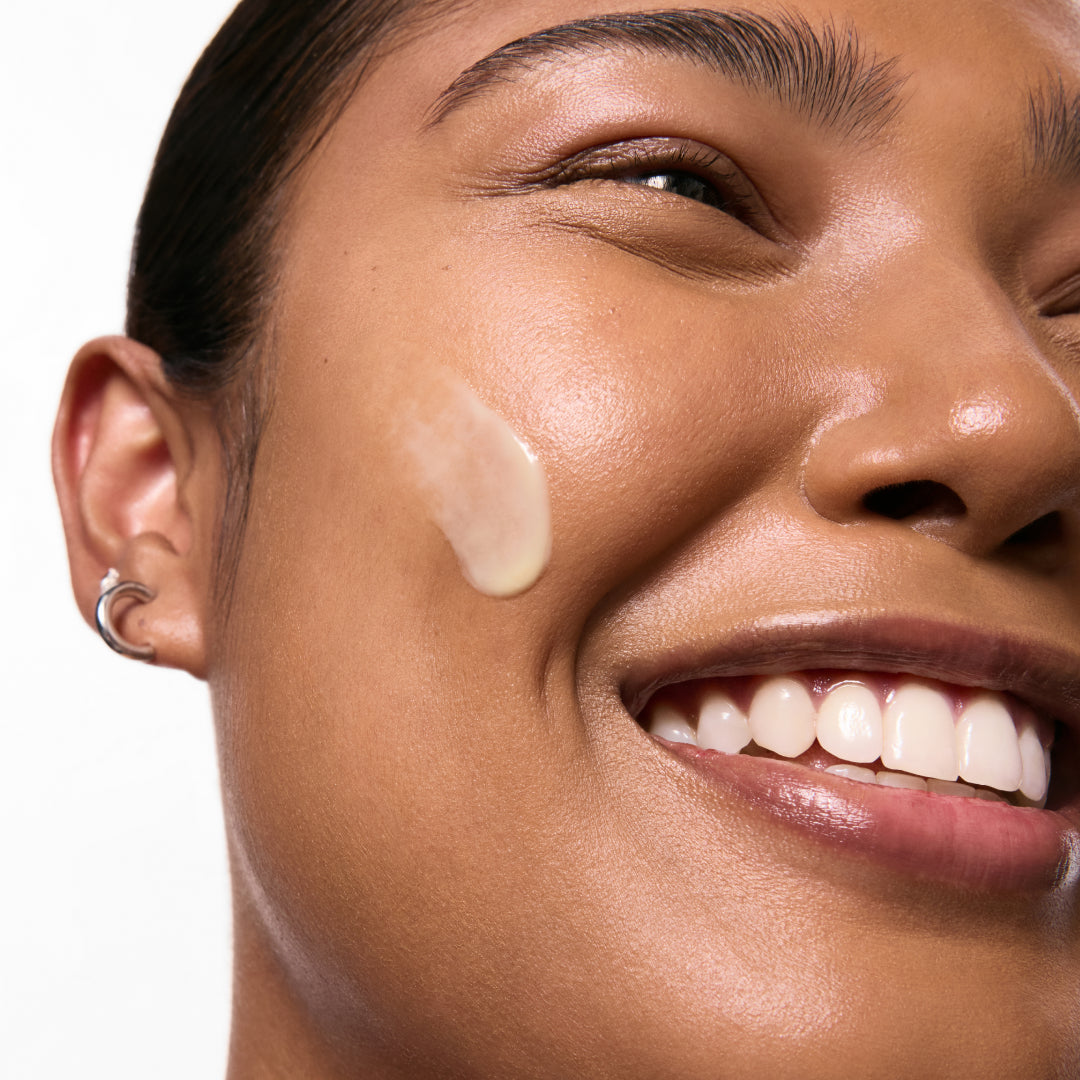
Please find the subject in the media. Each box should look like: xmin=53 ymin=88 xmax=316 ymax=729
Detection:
xmin=425 ymin=8 xmax=905 ymax=139
xmin=1028 ymin=78 xmax=1080 ymax=182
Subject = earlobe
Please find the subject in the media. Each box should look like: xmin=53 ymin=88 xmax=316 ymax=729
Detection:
xmin=52 ymin=335 xmax=220 ymax=679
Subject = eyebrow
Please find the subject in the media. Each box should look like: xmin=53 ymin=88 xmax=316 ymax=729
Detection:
xmin=425 ymin=8 xmax=906 ymax=138
xmin=1027 ymin=78 xmax=1080 ymax=182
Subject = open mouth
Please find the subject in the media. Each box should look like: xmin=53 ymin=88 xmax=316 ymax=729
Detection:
xmin=639 ymin=671 xmax=1053 ymax=807
xmin=618 ymin=617 xmax=1080 ymax=893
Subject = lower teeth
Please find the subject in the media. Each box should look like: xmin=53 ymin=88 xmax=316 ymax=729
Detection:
xmin=826 ymin=763 xmax=1007 ymax=802
xmin=652 ymin=728 xmax=1041 ymax=806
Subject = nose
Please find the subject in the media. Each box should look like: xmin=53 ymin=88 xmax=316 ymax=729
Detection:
xmin=801 ymin=261 xmax=1080 ymax=566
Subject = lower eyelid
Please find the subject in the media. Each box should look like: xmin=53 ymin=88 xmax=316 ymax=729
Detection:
xmin=533 ymin=211 xmax=795 ymax=286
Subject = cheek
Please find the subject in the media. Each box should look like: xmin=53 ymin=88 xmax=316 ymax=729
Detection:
xmin=216 ymin=190 xmax=840 ymax=898
xmin=278 ymin=135 xmax=854 ymax=619
xmin=209 ymin=209 xmax=845 ymax=1026
xmin=345 ymin=217 xmax=833 ymax=607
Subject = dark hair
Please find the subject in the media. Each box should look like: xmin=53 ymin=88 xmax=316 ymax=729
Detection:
xmin=127 ymin=0 xmax=440 ymax=601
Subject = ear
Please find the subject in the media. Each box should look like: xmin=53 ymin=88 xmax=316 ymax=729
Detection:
xmin=52 ymin=336 xmax=222 ymax=678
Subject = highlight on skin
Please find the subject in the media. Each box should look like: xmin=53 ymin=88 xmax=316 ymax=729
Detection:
xmin=403 ymin=372 xmax=551 ymax=596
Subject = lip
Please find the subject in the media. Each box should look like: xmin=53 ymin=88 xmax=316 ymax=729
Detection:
xmin=623 ymin=612 xmax=1080 ymax=727
xmin=618 ymin=612 xmax=1080 ymax=893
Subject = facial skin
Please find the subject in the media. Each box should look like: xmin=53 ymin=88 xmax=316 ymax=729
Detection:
xmin=54 ymin=0 xmax=1080 ymax=1076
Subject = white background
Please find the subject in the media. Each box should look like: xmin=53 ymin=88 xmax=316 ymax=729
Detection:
xmin=2 ymin=3 xmax=239 ymax=1076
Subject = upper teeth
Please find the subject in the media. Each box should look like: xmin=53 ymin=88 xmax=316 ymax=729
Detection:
xmin=645 ymin=675 xmax=1052 ymax=806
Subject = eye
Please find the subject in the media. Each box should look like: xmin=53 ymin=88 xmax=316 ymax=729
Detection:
xmin=623 ymin=170 xmax=727 ymax=209
xmin=1041 ymin=274 xmax=1080 ymax=318
xmin=543 ymin=137 xmax=769 ymax=232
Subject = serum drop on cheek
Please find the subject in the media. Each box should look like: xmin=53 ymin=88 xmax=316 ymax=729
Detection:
xmin=406 ymin=379 xmax=552 ymax=597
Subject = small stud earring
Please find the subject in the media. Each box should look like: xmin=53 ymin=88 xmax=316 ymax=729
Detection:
xmin=95 ymin=568 xmax=156 ymax=661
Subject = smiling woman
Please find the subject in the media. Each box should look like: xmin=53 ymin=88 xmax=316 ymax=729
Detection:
xmin=51 ymin=0 xmax=1080 ymax=1077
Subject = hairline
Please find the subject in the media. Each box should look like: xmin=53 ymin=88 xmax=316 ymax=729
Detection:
xmin=195 ymin=0 xmax=478 ymax=621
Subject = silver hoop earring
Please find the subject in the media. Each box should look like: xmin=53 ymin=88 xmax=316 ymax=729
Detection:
xmin=95 ymin=568 xmax=156 ymax=661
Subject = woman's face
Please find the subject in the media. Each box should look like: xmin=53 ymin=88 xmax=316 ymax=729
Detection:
xmin=215 ymin=0 xmax=1080 ymax=1073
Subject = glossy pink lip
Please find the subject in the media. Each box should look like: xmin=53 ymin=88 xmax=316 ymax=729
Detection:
xmin=619 ymin=614 xmax=1080 ymax=893
xmin=655 ymin=739 xmax=1080 ymax=893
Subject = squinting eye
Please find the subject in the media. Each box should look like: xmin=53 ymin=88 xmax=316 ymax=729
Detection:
xmin=542 ymin=137 xmax=769 ymax=232
xmin=624 ymin=171 xmax=726 ymax=209
xmin=1043 ymin=280 xmax=1080 ymax=318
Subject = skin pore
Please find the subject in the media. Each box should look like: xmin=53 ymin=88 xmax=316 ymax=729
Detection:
xmin=53 ymin=0 xmax=1080 ymax=1077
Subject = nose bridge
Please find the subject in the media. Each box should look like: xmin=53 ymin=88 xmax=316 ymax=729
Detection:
xmin=802 ymin=241 xmax=1080 ymax=556
xmin=849 ymin=243 xmax=1049 ymax=395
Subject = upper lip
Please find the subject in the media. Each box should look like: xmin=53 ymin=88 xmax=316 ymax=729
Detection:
xmin=620 ymin=611 xmax=1080 ymax=732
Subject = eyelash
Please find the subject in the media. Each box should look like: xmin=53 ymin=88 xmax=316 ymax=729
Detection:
xmin=1043 ymin=276 xmax=1080 ymax=319
xmin=543 ymin=139 xmax=765 ymax=229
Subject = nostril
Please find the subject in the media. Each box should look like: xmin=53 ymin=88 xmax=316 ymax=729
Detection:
xmin=862 ymin=481 xmax=966 ymax=522
xmin=1004 ymin=512 xmax=1064 ymax=549
xmin=1000 ymin=512 xmax=1067 ymax=573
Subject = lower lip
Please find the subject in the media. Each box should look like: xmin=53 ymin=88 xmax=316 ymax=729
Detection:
xmin=657 ymin=739 xmax=1080 ymax=893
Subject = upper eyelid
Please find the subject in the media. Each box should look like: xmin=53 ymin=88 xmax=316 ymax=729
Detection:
xmin=535 ymin=137 xmax=781 ymax=235
xmin=536 ymin=138 xmax=741 ymax=186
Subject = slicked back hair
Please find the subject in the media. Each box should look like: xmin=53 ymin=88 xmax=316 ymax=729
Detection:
xmin=127 ymin=0 xmax=441 ymax=604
